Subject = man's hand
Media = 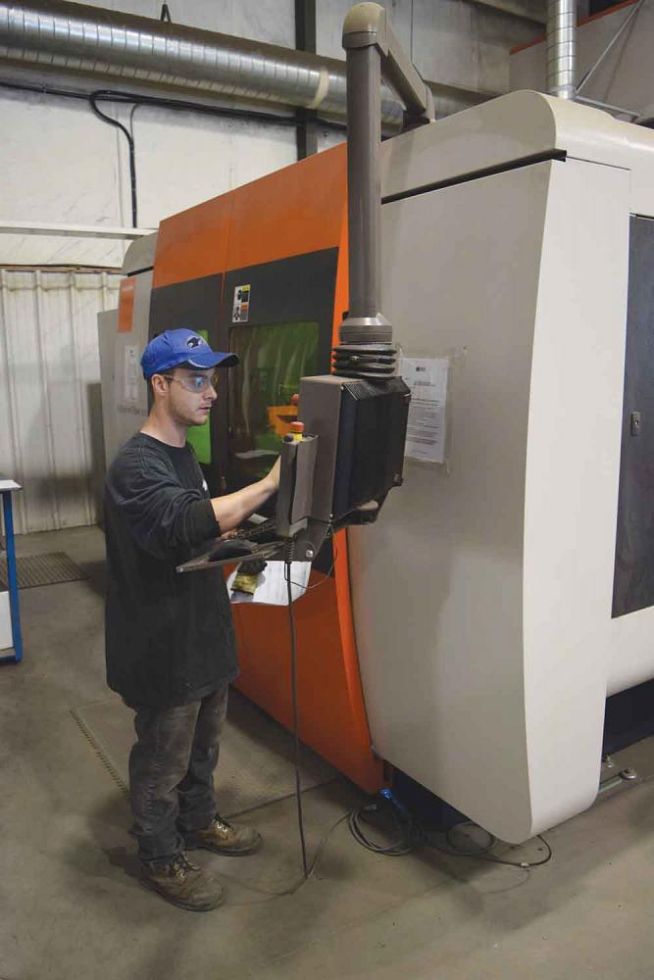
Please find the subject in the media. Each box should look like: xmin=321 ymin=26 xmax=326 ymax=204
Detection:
xmin=264 ymin=456 xmax=281 ymax=494
xmin=211 ymin=455 xmax=280 ymax=533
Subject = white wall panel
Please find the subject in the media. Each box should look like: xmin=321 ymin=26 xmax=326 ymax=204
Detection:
xmin=0 ymin=270 xmax=120 ymax=533
xmin=0 ymin=91 xmax=127 ymax=268
xmin=134 ymin=108 xmax=297 ymax=227
xmin=0 ymin=88 xmax=297 ymax=268
xmin=317 ymin=0 xmax=413 ymax=59
xmin=0 ymin=0 xmax=297 ymax=268
xmin=412 ymin=0 xmax=537 ymax=94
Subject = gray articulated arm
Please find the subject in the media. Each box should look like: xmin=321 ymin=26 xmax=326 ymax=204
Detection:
xmin=343 ymin=2 xmax=434 ymax=125
xmin=337 ymin=3 xmax=433 ymax=373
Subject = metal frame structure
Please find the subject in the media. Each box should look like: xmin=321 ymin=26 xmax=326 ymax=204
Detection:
xmin=0 ymin=480 xmax=23 ymax=665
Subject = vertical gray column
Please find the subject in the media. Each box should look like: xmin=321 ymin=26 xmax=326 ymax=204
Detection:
xmin=546 ymin=0 xmax=576 ymax=100
xmin=341 ymin=45 xmax=391 ymax=343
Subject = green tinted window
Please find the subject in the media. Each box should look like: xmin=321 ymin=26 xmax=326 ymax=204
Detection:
xmin=229 ymin=321 xmax=319 ymax=484
xmin=186 ymin=328 xmax=212 ymax=464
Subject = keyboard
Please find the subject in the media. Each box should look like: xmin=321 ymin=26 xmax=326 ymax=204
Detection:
xmin=234 ymin=519 xmax=279 ymax=544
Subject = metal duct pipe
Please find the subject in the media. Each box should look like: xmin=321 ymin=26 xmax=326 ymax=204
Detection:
xmin=339 ymin=2 xmax=432 ymax=347
xmin=0 ymin=0 xmax=408 ymax=126
xmin=343 ymin=42 xmax=387 ymax=337
xmin=546 ymin=0 xmax=576 ymax=100
xmin=335 ymin=2 xmax=433 ymax=379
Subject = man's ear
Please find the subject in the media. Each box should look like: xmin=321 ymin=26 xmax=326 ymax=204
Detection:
xmin=150 ymin=374 xmax=169 ymax=398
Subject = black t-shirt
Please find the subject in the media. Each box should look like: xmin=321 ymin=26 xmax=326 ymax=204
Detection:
xmin=104 ymin=433 xmax=238 ymax=708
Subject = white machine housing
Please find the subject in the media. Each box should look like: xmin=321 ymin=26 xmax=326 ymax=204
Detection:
xmin=349 ymin=91 xmax=654 ymax=842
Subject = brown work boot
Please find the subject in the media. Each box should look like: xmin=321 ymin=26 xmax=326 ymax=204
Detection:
xmin=185 ymin=816 xmax=262 ymax=856
xmin=140 ymin=852 xmax=224 ymax=911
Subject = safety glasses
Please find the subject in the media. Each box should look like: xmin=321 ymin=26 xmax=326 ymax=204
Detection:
xmin=161 ymin=372 xmax=219 ymax=393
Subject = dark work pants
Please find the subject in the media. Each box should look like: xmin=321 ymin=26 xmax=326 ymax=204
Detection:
xmin=128 ymin=683 xmax=229 ymax=867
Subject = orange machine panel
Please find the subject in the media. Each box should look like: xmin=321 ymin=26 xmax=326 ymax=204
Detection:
xmin=150 ymin=141 xmax=384 ymax=793
xmin=118 ymin=277 xmax=136 ymax=333
xmin=233 ymin=535 xmax=382 ymax=793
xmin=153 ymin=143 xmax=348 ymax=288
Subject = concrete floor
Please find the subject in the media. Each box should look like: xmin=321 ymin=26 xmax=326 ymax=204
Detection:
xmin=1 ymin=525 xmax=654 ymax=980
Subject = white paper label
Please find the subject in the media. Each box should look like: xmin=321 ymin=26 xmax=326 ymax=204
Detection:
xmin=232 ymin=284 xmax=251 ymax=322
xmin=401 ymin=356 xmax=449 ymax=463
xmin=124 ymin=345 xmax=140 ymax=404
xmin=227 ymin=560 xmax=309 ymax=605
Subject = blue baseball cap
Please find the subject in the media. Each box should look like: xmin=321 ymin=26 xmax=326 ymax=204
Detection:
xmin=141 ymin=329 xmax=239 ymax=379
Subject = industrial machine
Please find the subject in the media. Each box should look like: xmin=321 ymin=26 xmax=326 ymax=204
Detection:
xmin=99 ymin=6 xmax=654 ymax=843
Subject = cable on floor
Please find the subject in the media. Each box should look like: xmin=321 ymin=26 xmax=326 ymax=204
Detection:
xmin=347 ymin=791 xmax=424 ymax=856
xmin=345 ymin=795 xmax=554 ymax=870
xmin=435 ymin=821 xmax=553 ymax=869
xmin=285 ymin=553 xmax=309 ymax=878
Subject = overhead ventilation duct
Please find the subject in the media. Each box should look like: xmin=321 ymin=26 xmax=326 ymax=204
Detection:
xmin=546 ymin=0 xmax=576 ymax=100
xmin=0 ymin=1 xmax=494 ymax=123
xmin=0 ymin=0 xmax=411 ymax=124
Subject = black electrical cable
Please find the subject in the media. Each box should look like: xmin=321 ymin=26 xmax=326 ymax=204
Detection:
xmin=128 ymin=103 xmax=139 ymax=141
xmin=285 ymin=555 xmax=309 ymax=878
xmin=90 ymin=87 xmax=301 ymax=129
xmin=286 ymin=531 xmax=337 ymax=592
xmin=0 ymin=79 xmax=347 ymax=133
xmin=89 ymin=91 xmax=138 ymax=228
xmin=345 ymin=799 xmax=555 ymax=870
xmin=480 ymin=835 xmax=552 ymax=869
xmin=428 ymin=821 xmax=553 ymax=869
xmin=347 ymin=801 xmax=422 ymax=856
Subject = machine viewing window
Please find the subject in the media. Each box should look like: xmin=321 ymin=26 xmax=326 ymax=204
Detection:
xmin=228 ymin=321 xmax=319 ymax=488
xmin=185 ymin=328 xmax=211 ymax=465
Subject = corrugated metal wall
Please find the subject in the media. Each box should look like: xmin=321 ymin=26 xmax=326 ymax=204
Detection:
xmin=0 ymin=269 xmax=121 ymax=534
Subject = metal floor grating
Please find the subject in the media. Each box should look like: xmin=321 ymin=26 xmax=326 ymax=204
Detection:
xmin=0 ymin=551 xmax=87 ymax=589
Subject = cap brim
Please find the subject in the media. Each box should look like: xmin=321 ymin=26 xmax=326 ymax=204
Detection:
xmin=185 ymin=350 xmax=239 ymax=369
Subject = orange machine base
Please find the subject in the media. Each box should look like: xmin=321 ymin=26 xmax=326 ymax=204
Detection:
xmin=231 ymin=531 xmax=384 ymax=794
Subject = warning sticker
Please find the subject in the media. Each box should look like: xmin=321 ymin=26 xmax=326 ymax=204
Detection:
xmin=400 ymin=356 xmax=449 ymax=464
xmin=232 ymin=284 xmax=251 ymax=322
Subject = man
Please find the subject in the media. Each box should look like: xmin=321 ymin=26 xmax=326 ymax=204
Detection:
xmin=104 ymin=328 xmax=280 ymax=912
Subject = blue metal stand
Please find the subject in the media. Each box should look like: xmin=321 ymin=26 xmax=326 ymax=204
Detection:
xmin=1 ymin=486 xmax=23 ymax=665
